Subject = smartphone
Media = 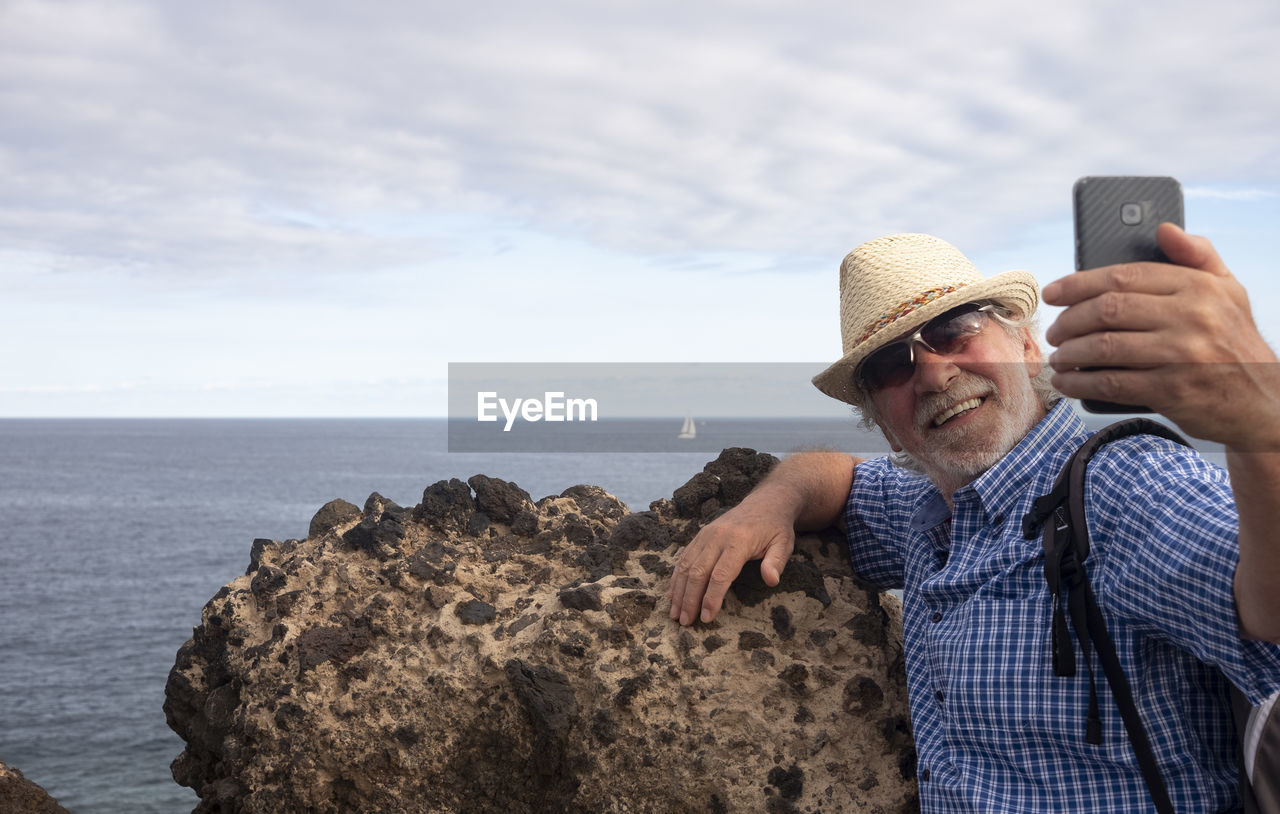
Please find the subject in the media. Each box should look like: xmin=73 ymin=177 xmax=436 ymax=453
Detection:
xmin=1072 ymin=175 xmax=1184 ymax=413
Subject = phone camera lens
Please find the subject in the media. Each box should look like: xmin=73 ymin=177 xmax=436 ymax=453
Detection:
xmin=1120 ymin=202 xmax=1143 ymax=225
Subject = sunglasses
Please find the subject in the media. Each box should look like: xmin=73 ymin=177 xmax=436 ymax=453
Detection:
xmin=856 ymin=302 xmax=1014 ymax=391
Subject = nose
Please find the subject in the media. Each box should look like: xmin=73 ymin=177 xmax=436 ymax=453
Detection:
xmin=911 ymin=344 xmax=960 ymax=393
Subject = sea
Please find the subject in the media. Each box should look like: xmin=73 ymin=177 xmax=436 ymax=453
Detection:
xmin=0 ymin=414 xmax=1222 ymax=812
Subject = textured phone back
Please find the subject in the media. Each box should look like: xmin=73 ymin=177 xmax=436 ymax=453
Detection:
xmin=1073 ymin=176 xmax=1184 ymax=270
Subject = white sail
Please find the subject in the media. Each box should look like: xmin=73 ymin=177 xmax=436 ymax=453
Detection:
xmin=678 ymin=416 xmax=696 ymax=439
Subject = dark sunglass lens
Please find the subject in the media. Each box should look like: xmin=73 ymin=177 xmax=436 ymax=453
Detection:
xmin=921 ymin=310 xmax=986 ymax=354
xmin=860 ymin=343 xmax=913 ymax=389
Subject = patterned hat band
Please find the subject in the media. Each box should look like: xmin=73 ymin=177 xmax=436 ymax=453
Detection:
xmin=855 ymin=285 xmax=962 ymax=346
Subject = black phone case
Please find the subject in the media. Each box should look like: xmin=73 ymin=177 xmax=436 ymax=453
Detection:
xmin=1072 ymin=176 xmax=1184 ymax=413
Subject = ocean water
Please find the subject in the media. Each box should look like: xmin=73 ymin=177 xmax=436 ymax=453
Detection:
xmin=0 ymin=417 xmax=878 ymax=813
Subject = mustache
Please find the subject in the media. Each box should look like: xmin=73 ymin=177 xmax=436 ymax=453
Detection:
xmin=913 ymin=374 xmax=998 ymax=431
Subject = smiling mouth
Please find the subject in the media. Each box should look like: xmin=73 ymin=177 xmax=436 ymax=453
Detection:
xmin=932 ymin=397 xmax=984 ymax=427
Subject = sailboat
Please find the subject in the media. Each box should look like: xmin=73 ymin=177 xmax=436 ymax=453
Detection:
xmin=678 ymin=416 xmax=696 ymax=439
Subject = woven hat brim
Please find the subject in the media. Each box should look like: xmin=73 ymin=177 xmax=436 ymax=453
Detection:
xmin=812 ymin=270 xmax=1040 ymax=407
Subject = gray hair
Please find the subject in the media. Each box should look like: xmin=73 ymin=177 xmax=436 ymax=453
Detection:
xmin=853 ymin=307 xmax=1062 ymax=472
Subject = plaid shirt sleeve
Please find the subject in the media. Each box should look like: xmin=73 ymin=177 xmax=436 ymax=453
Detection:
xmin=1085 ymin=436 xmax=1280 ymax=703
xmin=842 ymin=457 xmax=926 ymax=590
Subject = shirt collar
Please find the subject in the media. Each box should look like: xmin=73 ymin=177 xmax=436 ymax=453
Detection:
xmin=965 ymin=398 xmax=1088 ymax=519
xmin=911 ymin=492 xmax=951 ymax=532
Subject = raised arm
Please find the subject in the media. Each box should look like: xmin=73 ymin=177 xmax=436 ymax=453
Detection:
xmin=1043 ymin=223 xmax=1280 ymax=642
xmin=666 ymin=450 xmax=859 ymax=626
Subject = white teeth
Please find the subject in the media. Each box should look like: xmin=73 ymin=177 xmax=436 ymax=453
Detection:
xmin=933 ymin=398 xmax=982 ymax=427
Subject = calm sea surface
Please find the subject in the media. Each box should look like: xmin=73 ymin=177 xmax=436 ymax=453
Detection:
xmin=0 ymin=417 xmax=884 ymax=813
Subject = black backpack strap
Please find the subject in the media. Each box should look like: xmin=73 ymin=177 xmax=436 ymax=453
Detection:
xmin=1021 ymin=419 xmax=1189 ymax=679
xmin=1023 ymin=417 xmax=1190 ymax=814
xmin=1233 ymin=685 xmax=1262 ymax=814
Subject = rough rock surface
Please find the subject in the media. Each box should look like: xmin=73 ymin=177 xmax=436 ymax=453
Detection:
xmin=166 ymin=448 xmax=917 ymax=813
xmin=0 ymin=761 xmax=71 ymax=814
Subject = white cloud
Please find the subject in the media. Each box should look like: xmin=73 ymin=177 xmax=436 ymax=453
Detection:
xmin=5 ymin=0 xmax=1280 ymax=273
xmin=1186 ymin=187 xmax=1279 ymax=201
xmin=3 ymin=0 xmax=1280 ymax=414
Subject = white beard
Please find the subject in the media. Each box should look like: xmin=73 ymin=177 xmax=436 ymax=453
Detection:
xmin=888 ymin=370 xmax=1044 ymax=496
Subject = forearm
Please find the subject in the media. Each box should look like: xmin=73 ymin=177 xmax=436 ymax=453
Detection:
xmin=746 ymin=450 xmax=861 ymax=532
xmin=1229 ymin=447 xmax=1280 ymax=642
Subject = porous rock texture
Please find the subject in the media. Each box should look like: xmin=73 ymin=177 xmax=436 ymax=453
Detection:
xmin=165 ymin=448 xmax=917 ymax=813
xmin=0 ymin=761 xmax=71 ymax=814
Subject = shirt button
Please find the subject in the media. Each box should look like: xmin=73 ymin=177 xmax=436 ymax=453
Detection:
xmin=931 ymin=611 xmax=943 ymax=623
xmin=935 ymin=690 xmax=945 ymax=704
xmin=921 ymin=769 xmax=932 ymax=782
xmin=992 ymin=512 xmax=1005 ymax=525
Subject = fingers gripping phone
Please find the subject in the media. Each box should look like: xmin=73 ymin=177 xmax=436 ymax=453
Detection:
xmin=1072 ymin=175 xmax=1185 ymax=413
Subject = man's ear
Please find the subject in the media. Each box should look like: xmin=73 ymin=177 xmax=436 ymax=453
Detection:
xmin=881 ymin=426 xmax=903 ymax=453
xmin=1021 ymin=327 xmax=1043 ymax=377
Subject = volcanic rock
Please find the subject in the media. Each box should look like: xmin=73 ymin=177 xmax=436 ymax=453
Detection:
xmin=308 ymin=498 xmax=361 ymax=539
xmin=0 ymin=761 xmax=70 ymax=814
xmin=165 ymin=448 xmax=917 ymax=813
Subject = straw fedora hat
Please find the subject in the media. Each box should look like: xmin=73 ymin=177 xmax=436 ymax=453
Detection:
xmin=812 ymin=233 xmax=1040 ymax=406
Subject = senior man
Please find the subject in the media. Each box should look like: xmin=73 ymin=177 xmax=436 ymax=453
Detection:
xmin=667 ymin=225 xmax=1280 ymax=811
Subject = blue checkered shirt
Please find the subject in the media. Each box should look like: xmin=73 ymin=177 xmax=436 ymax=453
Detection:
xmin=844 ymin=399 xmax=1280 ymax=812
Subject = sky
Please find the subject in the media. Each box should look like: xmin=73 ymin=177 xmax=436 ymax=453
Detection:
xmin=3 ymin=0 xmax=1280 ymax=417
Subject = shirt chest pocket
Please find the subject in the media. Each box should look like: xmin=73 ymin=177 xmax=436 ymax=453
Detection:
xmin=935 ymin=598 xmax=1055 ymax=736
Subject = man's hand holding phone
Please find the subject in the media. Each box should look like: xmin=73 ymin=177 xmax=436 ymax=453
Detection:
xmin=1043 ymin=222 xmax=1280 ymax=449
